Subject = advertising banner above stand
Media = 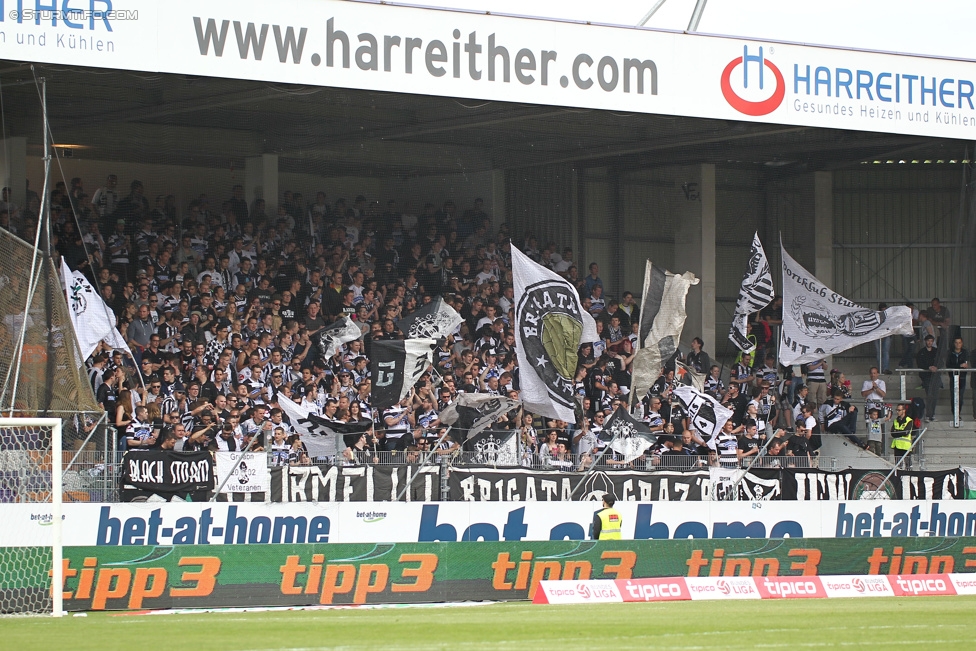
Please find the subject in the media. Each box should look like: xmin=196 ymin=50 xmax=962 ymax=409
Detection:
xmin=2 ymin=1 xmax=976 ymax=139
xmin=5 ymin=499 xmax=976 ymax=547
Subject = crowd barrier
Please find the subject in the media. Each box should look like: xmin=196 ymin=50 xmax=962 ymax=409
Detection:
xmin=11 ymin=536 xmax=976 ymax=611
xmin=118 ymin=451 xmax=967 ymax=503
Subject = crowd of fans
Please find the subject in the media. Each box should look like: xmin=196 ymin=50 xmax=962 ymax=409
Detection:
xmin=0 ymin=174 xmax=967 ymax=473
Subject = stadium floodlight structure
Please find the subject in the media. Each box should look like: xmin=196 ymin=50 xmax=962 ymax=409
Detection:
xmin=0 ymin=417 xmax=64 ymax=617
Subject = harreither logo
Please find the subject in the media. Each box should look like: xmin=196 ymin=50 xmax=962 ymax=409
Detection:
xmin=721 ymin=46 xmax=785 ymax=116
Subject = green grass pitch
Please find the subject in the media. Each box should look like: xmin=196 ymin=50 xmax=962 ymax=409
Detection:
xmin=3 ymin=597 xmax=976 ymax=650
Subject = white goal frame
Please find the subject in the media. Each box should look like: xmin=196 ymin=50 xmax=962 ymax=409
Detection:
xmin=0 ymin=417 xmax=63 ymax=617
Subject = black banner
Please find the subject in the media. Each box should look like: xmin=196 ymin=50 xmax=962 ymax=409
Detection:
xmin=271 ymin=464 xmax=440 ymax=502
xmin=449 ymin=468 xmax=708 ymax=501
xmin=119 ymin=450 xmax=213 ymax=502
xmin=780 ymin=469 xmax=964 ymax=500
xmin=898 ymin=469 xmax=964 ymax=500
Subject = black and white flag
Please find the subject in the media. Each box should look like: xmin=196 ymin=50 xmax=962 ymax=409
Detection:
xmin=60 ymin=257 xmax=128 ymax=361
xmin=631 ymin=261 xmax=699 ymax=403
xmin=779 ymin=242 xmax=913 ymax=365
xmin=275 ymin=397 xmax=344 ymax=458
xmin=316 ymin=316 xmax=363 ymax=360
xmin=463 ymin=429 xmax=520 ymax=466
xmin=729 ymin=232 xmax=774 ymax=353
xmin=672 ymin=384 xmax=734 ymax=449
xmin=600 ymin=407 xmax=657 ymax=462
xmin=370 ymin=338 xmax=438 ymax=410
xmin=512 ymin=246 xmax=597 ymax=422
xmin=439 ymin=393 xmax=520 ymax=438
xmin=398 ymin=296 xmax=463 ymax=340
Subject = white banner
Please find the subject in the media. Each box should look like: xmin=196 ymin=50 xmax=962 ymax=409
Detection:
xmin=3 ymin=500 xmax=975 ymax=546
xmin=215 ymin=452 xmax=270 ymax=494
xmin=4 ymin=2 xmax=976 ymax=139
xmin=780 ymin=244 xmax=914 ymax=366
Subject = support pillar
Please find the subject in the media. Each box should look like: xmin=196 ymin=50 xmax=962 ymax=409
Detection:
xmin=491 ymin=169 xmax=505 ymax=234
xmin=814 ymin=170 xmax=834 ymax=366
xmin=0 ymin=137 xmax=28 ymax=214
xmin=244 ymin=154 xmax=278 ymax=216
xmin=814 ymin=171 xmax=833 ymax=287
xmin=675 ymin=164 xmax=716 ymax=352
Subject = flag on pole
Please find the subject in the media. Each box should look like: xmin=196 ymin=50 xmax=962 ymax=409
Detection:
xmin=779 ymin=242 xmax=913 ymax=366
xmin=600 ymin=407 xmax=657 ymax=462
xmin=512 ymin=245 xmax=596 ymax=423
xmin=315 ymin=316 xmax=363 ymax=360
xmin=275 ymin=396 xmax=362 ymax=459
xmin=630 ymin=261 xmax=699 ymax=404
xmin=398 ymin=296 xmax=463 ymax=340
xmin=370 ymin=338 xmax=438 ymax=410
xmin=60 ymin=257 xmax=128 ymax=363
xmin=672 ymin=384 xmax=734 ymax=450
xmin=439 ymin=393 xmax=520 ymax=439
xmin=729 ymin=232 xmax=774 ymax=353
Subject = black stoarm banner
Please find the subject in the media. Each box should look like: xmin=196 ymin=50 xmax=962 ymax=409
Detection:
xmin=119 ymin=449 xmax=214 ymax=501
xmin=270 ymin=464 xmax=439 ymax=502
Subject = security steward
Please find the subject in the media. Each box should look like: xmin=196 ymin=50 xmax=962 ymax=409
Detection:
xmin=890 ymin=403 xmax=914 ymax=464
xmin=591 ymin=493 xmax=622 ymax=540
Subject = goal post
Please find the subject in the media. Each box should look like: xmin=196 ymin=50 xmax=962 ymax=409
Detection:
xmin=0 ymin=417 xmax=63 ymax=617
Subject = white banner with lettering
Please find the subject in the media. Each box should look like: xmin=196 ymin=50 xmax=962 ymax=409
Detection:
xmin=3 ymin=1 xmax=976 ymax=139
xmin=215 ymin=452 xmax=270 ymax=494
xmin=779 ymin=244 xmax=914 ymax=366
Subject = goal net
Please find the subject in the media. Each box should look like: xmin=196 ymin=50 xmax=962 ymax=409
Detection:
xmin=0 ymin=418 xmax=63 ymax=617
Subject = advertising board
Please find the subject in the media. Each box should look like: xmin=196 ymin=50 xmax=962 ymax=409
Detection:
xmin=14 ymin=536 xmax=972 ymax=610
xmin=5 ymin=500 xmax=976 ymax=547
xmin=2 ymin=1 xmax=976 ymax=139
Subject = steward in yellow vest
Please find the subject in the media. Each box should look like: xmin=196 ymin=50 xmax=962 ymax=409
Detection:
xmin=891 ymin=403 xmax=914 ymax=454
xmin=592 ymin=494 xmax=622 ymax=540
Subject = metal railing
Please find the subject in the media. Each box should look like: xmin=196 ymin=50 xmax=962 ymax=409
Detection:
xmin=893 ymin=367 xmax=976 ymax=427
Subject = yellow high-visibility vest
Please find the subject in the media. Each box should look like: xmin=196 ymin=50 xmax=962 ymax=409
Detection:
xmin=891 ymin=417 xmax=913 ymax=451
xmin=598 ymin=508 xmax=622 ymax=540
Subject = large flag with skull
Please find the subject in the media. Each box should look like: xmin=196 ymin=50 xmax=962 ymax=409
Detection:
xmin=779 ymin=243 xmax=913 ymax=366
xmin=512 ymin=246 xmax=597 ymax=423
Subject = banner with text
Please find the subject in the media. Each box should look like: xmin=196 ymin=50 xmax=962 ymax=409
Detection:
xmin=6 ymin=500 xmax=976 ymax=547
xmin=3 ymin=2 xmax=976 ymax=142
